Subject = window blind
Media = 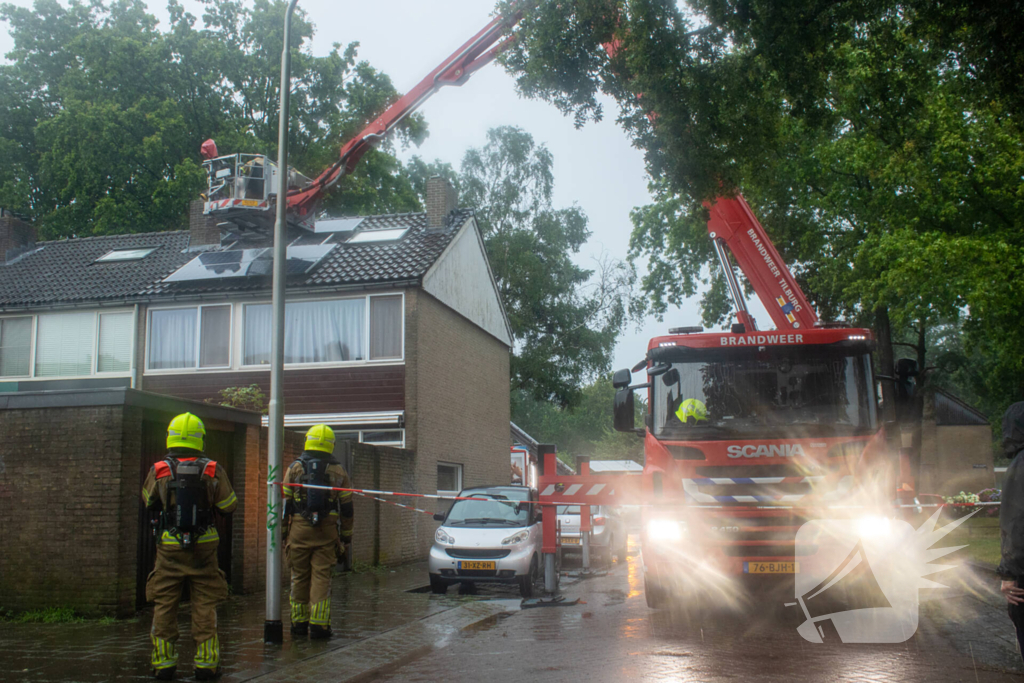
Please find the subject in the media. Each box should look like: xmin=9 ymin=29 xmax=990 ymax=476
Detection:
xmin=98 ymin=312 xmax=133 ymax=372
xmin=35 ymin=312 xmax=95 ymax=377
xmin=0 ymin=317 xmax=32 ymax=377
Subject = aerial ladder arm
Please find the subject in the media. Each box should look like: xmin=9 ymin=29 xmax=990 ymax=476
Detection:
xmin=704 ymin=196 xmax=818 ymax=331
xmin=285 ymin=9 xmax=523 ymax=219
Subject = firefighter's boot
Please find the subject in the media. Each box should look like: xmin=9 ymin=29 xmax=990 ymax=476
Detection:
xmin=154 ymin=666 xmax=176 ymax=681
xmin=309 ymin=624 xmax=333 ymax=640
xmin=290 ymin=600 xmax=311 ymax=637
xmin=151 ymin=635 xmax=178 ymax=679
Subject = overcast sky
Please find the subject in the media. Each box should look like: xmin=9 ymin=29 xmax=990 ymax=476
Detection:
xmin=0 ymin=0 xmax=771 ymax=374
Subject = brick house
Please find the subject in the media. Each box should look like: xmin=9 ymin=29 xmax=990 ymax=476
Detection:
xmin=0 ymin=179 xmax=512 ymax=529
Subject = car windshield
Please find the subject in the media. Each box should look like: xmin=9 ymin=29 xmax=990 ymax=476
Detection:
xmin=652 ymin=349 xmax=877 ymax=440
xmin=444 ymin=490 xmax=530 ymax=528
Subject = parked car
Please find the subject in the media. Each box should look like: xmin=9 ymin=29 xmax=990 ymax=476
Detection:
xmin=429 ymin=485 xmax=543 ymax=597
xmin=555 ymin=505 xmax=627 ymax=564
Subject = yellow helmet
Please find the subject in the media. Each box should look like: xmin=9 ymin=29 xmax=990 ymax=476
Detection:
xmin=167 ymin=412 xmax=206 ymax=451
xmin=305 ymin=424 xmax=336 ymax=455
xmin=676 ymin=398 xmax=708 ymax=424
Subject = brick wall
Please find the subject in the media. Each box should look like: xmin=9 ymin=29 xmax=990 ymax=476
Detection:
xmin=0 ymin=406 xmax=134 ymax=617
xmin=404 ymin=290 xmax=511 ymax=556
xmin=0 ymin=209 xmax=36 ymax=261
xmin=188 ymin=200 xmax=220 ymax=248
xmin=425 ymin=177 xmax=458 ymax=229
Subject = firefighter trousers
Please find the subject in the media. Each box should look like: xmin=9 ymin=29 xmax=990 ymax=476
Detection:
xmin=146 ymin=543 xmax=227 ymax=671
xmin=287 ymin=536 xmax=335 ymax=626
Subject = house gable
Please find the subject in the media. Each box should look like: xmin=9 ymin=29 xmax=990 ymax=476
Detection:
xmin=422 ymin=218 xmax=512 ymax=347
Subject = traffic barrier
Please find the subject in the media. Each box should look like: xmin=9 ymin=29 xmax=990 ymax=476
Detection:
xmin=278 ymin=482 xmax=1001 ymax=511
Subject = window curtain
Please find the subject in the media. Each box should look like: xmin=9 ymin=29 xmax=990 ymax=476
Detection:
xmin=98 ymin=312 xmax=132 ymax=372
xmin=245 ymin=299 xmax=365 ymax=365
xmin=0 ymin=317 xmax=32 ymax=377
xmin=370 ymin=296 xmax=402 ymax=360
xmin=199 ymin=305 xmax=231 ymax=368
xmin=35 ymin=312 xmax=95 ymax=377
xmin=149 ymin=308 xmax=197 ymax=369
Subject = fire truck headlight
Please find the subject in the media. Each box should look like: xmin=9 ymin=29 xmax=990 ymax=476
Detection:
xmin=647 ymin=519 xmax=686 ymax=542
xmin=857 ymin=516 xmax=892 ymax=538
xmin=435 ymin=528 xmax=456 ymax=546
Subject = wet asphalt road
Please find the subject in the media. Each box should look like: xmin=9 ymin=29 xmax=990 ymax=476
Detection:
xmin=378 ymin=542 xmax=1024 ymax=683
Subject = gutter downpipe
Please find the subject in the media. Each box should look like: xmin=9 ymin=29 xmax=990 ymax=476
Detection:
xmin=265 ymin=0 xmax=299 ymax=645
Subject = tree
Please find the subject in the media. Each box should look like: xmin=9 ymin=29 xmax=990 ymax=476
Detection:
xmin=497 ymin=0 xmax=1024 ymax=418
xmin=512 ymin=375 xmax=646 ymax=464
xmin=411 ymin=126 xmax=635 ymax=408
xmin=0 ymin=0 xmax=426 ymax=238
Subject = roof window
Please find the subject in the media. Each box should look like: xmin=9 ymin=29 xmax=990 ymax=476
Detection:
xmin=95 ymin=247 xmax=157 ymax=262
xmin=347 ymin=228 xmax=409 ymax=244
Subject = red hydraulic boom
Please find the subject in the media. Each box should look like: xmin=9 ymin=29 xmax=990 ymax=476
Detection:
xmin=286 ymin=10 xmax=523 ymax=221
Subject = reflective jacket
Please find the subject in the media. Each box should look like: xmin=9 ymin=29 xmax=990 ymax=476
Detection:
xmin=997 ymin=403 xmax=1024 ymax=579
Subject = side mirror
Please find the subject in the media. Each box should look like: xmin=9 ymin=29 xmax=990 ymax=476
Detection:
xmin=432 ymin=513 xmax=445 ymax=522
xmin=614 ymin=386 xmax=635 ymax=432
xmin=612 ymin=368 xmax=632 ymax=389
xmin=662 ymin=368 xmax=680 ymax=386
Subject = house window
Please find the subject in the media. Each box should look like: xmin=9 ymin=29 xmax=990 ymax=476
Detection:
xmin=243 ymin=295 xmax=402 ymax=367
xmin=369 ymin=295 xmax=402 ymax=360
xmin=437 ymin=462 xmax=463 ymax=495
xmin=148 ymin=305 xmax=231 ymax=370
xmin=0 ymin=316 xmax=32 ymax=377
xmin=97 ymin=312 xmax=133 ymax=372
xmin=35 ymin=312 xmax=95 ymax=377
xmin=333 ymin=430 xmax=405 ymax=447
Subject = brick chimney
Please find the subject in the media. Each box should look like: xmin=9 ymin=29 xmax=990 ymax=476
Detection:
xmin=425 ymin=176 xmax=458 ymax=230
xmin=0 ymin=208 xmax=37 ymax=262
xmin=188 ymin=200 xmax=221 ymax=249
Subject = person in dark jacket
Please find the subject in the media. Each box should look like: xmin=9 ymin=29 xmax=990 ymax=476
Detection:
xmin=997 ymin=402 xmax=1024 ymax=661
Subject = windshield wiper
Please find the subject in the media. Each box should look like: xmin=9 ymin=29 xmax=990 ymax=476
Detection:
xmin=460 ymin=518 xmax=521 ymax=525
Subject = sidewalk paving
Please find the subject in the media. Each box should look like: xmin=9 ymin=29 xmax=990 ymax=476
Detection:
xmin=0 ymin=562 xmax=517 ymax=683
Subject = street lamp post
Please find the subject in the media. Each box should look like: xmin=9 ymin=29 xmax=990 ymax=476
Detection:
xmin=264 ymin=0 xmax=300 ymax=646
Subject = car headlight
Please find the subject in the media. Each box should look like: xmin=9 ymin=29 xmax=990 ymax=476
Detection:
xmin=857 ymin=515 xmax=891 ymax=538
xmin=647 ymin=518 xmax=686 ymax=542
xmin=502 ymin=530 xmax=530 ymax=546
xmin=435 ymin=528 xmax=456 ymax=545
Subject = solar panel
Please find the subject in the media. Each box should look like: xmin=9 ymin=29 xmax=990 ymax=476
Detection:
xmin=285 ymin=244 xmax=336 ymax=275
xmin=163 ymin=245 xmax=335 ymax=283
xmin=313 ymin=217 xmax=365 ymax=234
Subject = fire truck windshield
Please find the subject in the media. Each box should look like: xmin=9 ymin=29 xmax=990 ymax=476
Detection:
xmin=651 ymin=348 xmax=877 ymax=440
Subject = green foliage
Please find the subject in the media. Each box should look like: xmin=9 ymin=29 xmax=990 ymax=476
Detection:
xmin=0 ymin=606 xmax=84 ymax=623
xmin=499 ymin=0 xmax=1024 ymax=416
xmin=512 ymin=374 xmax=646 ymax=463
xmin=413 ymin=127 xmax=636 ymax=408
xmin=213 ymin=384 xmax=268 ymax=413
xmin=0 ymin=0 xmax=426 ymax=237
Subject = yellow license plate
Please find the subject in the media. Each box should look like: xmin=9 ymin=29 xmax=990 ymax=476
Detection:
xmin=240 ymin=199 xmax=260 ymax=207
xmin=744 ymin=561 xmax=799 ymax=574
xmin=458 ymin=561 xmax=495 ymax=570
xmin=562 ymin=537 xmax=580 ymax=545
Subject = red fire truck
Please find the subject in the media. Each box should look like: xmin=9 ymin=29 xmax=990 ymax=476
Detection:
xmin=610 ymin=195 xmax=896 ymax=607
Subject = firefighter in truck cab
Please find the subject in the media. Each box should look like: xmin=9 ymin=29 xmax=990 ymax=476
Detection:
xmin=143 ymin=412 xmax=238 ymax=681
xmin=283 ymin=424 xmax=355 ymax=639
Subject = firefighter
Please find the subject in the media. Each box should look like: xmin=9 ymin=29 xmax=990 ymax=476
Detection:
xmin=143 ymin=412 xmax=237 ymax=681
xmin=283 ymin=424 xmax=354 ymax=639
xmin=998 ymin=402 xmax=1024 ymax=662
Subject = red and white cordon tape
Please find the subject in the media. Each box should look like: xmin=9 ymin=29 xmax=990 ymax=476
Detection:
xmin=278 ymin=482 xmax=1000 ymax=512
xmin=352 ymin=491 xmax=435 ymax=517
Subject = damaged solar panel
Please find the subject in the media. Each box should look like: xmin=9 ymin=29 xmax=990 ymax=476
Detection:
xmin=163 ymin=244 xmax=335 ymax=282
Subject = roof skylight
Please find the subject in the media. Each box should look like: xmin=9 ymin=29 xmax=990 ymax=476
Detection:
xmin=347 ymin=228 xmax=409 ymax=244
xmin=95 ymin=247 xmax=157 ymax=262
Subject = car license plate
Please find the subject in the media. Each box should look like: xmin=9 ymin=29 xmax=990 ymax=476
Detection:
xmin=241 ymin=199 xmax=260 ymax=207
xmin=744 ymin=561 xmax=798 ymax=574
xmin=458 ymin=561 xmax=495 ymax=570
xmin=562 ymin=537 xmax=580 ymax=545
